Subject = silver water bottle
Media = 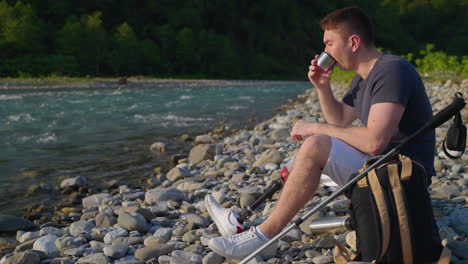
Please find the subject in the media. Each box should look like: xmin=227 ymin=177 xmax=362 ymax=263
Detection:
xmin=308 ymin=216 xmax=352 ymax=234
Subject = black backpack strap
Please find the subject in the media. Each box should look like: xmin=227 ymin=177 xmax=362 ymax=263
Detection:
xmin=442 ymin=92 xmax=467 ymax=159
xmin=388 ymin=163 xmax=413 ymax=264
xmin=437 ymin=246 xmax=451 ymax=264
xmin=368 ymin=168 xmax=391 ymax=261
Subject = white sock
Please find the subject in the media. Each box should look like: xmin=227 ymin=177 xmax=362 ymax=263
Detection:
xmin=254 ymin=226 xmax=270 ymax=242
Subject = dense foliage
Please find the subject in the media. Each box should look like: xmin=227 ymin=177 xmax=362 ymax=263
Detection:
xmin=0 ymin=0 xmax=466 ymax=79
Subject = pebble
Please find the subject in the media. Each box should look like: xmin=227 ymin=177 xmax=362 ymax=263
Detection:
xmin=32 ymin=235 xmax=58 ymax=257
xmin=1 ymin=250 xmax=40 ymax=264
xmin=103 ymin=244 xmax=129 ymax=259
xmin=134 ymin=244 xmax=175 ymax=260
xmin=69 ymin=220 xmax=94 ymax=237
xmin=82 ymin=193 xmax=113 ymax=209
xmin=77 ymin=253 xmax=109 ymax=264
xmin=202 ymin=252 xmax=224 ymax=264
xmin=313 ymin=255 xmax=334 ymax=264
xmin=151 ymin=227 xmax=172 ymax=243
xmin=60 ymin=176 xmax=87 ymax=189
xmin=311 ymin=236 xmax=336 ymax=248
xmin=117 ymin=212 xmax=148 ymax=232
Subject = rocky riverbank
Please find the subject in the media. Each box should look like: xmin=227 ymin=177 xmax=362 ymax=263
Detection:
xmin=0 ymin=79 xmax=467 ymax=264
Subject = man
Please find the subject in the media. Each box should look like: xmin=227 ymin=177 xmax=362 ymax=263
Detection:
xmin=207 ymin=6 xmax=435 ymax=260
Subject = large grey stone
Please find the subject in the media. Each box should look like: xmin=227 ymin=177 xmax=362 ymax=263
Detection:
xmin=95 ymin=212 xmax=117 ymax=227
xmin=175 ymin=181 xmax=204 ymax=192
xmin=69 ymin=220 xmax=94 ymax=237
xmin=103 ymin=245 xmax=128 ymax=259
xmin=311 ymin=236 xmax=336 ymax=248
xmin=170 ymin=250 xmax=202 ymax=264
xmin=32 ymin=235 xmax=58 ymax=257
xmin=18 ymin=232 xmax=40 ymax=243
xmin=134 ymin=244 xmax=175 ymax=260
xmin=449 ymin=208 xmax=468 ymax=229
xmin=117 ymin=212 xmax=148 ymax=232
xmin=60 ymin=176 xmax=87 ymax=189
xmin=0 ymin=214 xmax=35 ymax=233
xmin=271 ymin=128 xmax=290 ymax=142
xmin=145 ymin=187 xmax=186 ymax=203
xmin=252 ymin=149 xmax=284 ymax=168
xmin=104 ymin=228 xmax=128 ymax=244
xmin=180 ymin=213 xmax=210 ymax=228
xmin=167 ymin=167 xmax=193 ymax=181
xmin=150 ymin=142 xmax=166 ymax=152
xmin=430 ymin=184 xmax=461 ymax=199
xmin=182 ymin=231 xmax=198 ymax=244
xmin=3 ymin=250 xmax=40 ymax=264
xmin=90 ymin=240 xmax=106 ymax=251
xmin=114 ymin=257 xmax=145 ymax=264
xmin=39 ymin=227 xmax=65 ymax=237
xmin=55 ymin=236 xmax=84 ymax=250
xmin=194 ymin=135 xmax=212 ymax=144
xmin=151 ymin=228 xmax=173 ymax=244
xmin=82 ymin=193 xmax=113 ymax=209
xmin=77 ymin=253 xmax=109 ymax=264
xmin=312 ymin=255 xmax=333 ymax=264
xmin=189 ymin=144 xmax=219 ymax=164
xmin=15 ymin=239 xmax=37 ymax=252
xmin=446 ymin=239 xmax=468 ymax=260
xmin=112 ymin=236 xmax=144 ymax=246
xmin=63 ymin=247 xmax=86 ymax=257
xmin=202 ymin=252 xmax=224 ymax=264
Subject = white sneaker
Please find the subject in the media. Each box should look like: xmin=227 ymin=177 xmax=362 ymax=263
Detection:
xmin=205 ymin=194 xmax=243 ymax=236
xmin=208 ymin=227 xmax=277 ymax=260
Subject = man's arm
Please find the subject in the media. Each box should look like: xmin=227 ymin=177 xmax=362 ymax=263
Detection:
xmin=292 ymin=102 xmax=405 ymax=155
xmin=316 ymin=84 xmax=357 ymax=127
xmin=308 ymin=55 xmax=357 ymax=127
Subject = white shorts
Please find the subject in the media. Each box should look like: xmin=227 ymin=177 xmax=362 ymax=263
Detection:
xmin=322 ymin=137 xmax=372 ymax=187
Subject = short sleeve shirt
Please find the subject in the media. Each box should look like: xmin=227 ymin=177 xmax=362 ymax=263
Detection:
xmin=342 ymin=53 xmax=435 ymax=176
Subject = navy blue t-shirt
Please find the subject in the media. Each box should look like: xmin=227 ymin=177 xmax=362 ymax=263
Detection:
xmin=342 ymin=53 xmax=436 ymax=176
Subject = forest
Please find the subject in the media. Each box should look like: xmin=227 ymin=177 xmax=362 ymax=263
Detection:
xmin=0 ymin=0 xmax=466 ymax=79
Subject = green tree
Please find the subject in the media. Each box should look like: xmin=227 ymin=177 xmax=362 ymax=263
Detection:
xmin=175 ymin=27 xmax=196 ymax=74
xmin=56 ymin=12 xmax=107 ymax=75
xmin=0 ymin=1 xmax=43 ymax=58
xmin=108 ymin=22 xmax=139 ymax=75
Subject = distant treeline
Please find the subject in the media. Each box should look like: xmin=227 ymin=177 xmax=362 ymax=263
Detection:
xmin=0 ymin=0 xmax=466 ymax=79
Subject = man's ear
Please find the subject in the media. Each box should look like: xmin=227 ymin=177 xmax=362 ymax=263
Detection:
xmin=349 ymin=34 xmax=360 ymax=52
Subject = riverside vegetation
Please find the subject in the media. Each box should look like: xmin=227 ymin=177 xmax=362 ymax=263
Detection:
xmin=0 ymin=79 xmax=467 ymax=264
xmin=0 ymin=0 xmax=466 ymax=79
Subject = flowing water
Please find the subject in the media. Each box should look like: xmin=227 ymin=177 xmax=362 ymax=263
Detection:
xmin=0 ymin=81 xmax=310 ymax=215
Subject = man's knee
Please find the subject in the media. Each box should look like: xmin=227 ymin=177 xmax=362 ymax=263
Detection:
xmin=300 ymin=135 xmax=331 ymax=167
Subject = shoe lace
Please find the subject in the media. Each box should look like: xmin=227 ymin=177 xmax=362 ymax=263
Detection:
xmin=230 ymin=227 xmax=256 ymax=243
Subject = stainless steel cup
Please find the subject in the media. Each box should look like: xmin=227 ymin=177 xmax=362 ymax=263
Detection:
xmin=317 ymin=51 xmax=336 ymax=71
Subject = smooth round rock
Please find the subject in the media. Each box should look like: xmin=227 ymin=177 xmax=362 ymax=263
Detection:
xmin=134 ymin=244 xmax=175 ymax=260
xmin=117 ymin=212 xmax=148 ymax=232
xmin=77 ymin=253 xmax=109 ymax=264
xmin=69 ymin=221 xmax=94 ymax=237
xmin=202 ymin=252 xmax=224 ymax=264
xmin=32 ymin=235 xmax=58 ymax=257
xmin=103 ymin=245 xmax=128 ymax=259
xmin=0 ymin=214 xmax=35 ymax=233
